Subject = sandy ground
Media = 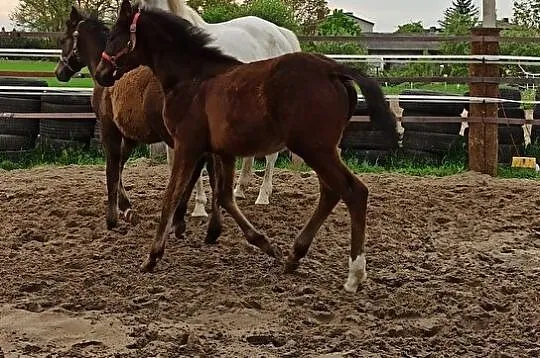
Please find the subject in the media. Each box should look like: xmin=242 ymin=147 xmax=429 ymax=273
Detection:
xmin=0 ymin=161 xmax=539 ymax=357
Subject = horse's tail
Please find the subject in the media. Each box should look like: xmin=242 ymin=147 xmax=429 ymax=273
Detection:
xmin=336 ymin=66 xmax=399 ymax=148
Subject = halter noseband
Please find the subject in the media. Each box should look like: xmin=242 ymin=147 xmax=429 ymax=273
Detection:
xmin=60 ymin=20 xmax=85 ymax=72
xmin=101 ymin=10 xmax=141 ymax=68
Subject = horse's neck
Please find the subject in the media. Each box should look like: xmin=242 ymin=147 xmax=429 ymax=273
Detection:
xmin=82 ymin=35 xmax=106 ymax=79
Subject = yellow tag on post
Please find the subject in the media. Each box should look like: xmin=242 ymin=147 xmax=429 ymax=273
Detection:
xmin=511 ymin=157 xmax=537 ymax=169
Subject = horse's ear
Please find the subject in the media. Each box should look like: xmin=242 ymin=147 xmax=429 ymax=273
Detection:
xmin=119 ymin=0 xmax=133 ymax=21
xmin=69 ymin=6 xmax=81 ymax=24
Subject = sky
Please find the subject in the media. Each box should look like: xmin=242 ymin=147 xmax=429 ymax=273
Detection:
xmin=0 ymin=0 xmax=515 ymax=32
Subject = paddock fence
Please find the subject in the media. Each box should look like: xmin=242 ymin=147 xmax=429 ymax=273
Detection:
xmin=1 ymin=43 xmax=540 ymax=165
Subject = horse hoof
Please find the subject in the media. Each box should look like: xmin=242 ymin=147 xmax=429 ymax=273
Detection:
xmin=284 ymin=259 xmax=300 ymax=273
xmin=266 ymin=244 xmax=282 ymax=260
xmin=191 ymin=208 xmax=208 ymax=218
xmin=140 ymin=258 xmax=156 ymax=273
xmin=254 ymin=196 xmax=270 ymax=205
xmin=233 ymin=188 xmax=246 ymax=199
xmin=205 ymin=227 xmax=222 ymax=245
xmin=124 ymin=209 xmax=140 ymax=225
xmin=106 ymin=219 xmax=118 ymax=230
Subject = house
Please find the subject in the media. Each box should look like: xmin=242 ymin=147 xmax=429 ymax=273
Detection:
xmin=344 ymin=12 xmax=375 ymax=33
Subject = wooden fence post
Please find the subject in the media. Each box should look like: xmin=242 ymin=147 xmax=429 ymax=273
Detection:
xmin=468 ymin=27 xmax=500 ymax=176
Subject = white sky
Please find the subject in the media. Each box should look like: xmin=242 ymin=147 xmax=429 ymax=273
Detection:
xmin=0 ymin=0 xmax=515 ymax=32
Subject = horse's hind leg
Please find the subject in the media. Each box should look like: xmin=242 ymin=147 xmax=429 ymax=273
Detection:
xmin=255 ymin=152 xmax=279 ymax=205
xmin=141 ymin=147 xmax=203 ymax=272
xmin=118 ymin=139 xmax=139 ymax=225
xmin=205 ymin=154 xmax=223 ymax=244
xmin=220 ymin=154 xmax=280 ymax=258
xmin=171 ymin=155 xmax=207 ymax=239
xmin=286 ymin=148 xmax=369 ymax=292
xmin=233 ymin=156 xmax=254 ymax=199
xmin=102 ymin=124 xmax=123 ymax=230
xmin=191 ymin=175 xmax=208 ymax=217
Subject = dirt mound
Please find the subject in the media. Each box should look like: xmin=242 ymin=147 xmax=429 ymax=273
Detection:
xmin=1 ymin=163 xmax=539 ymax=357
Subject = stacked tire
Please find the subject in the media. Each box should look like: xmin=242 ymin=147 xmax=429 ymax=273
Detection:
xmin=399 ymin=89 xmax=466 ymax=160
xmin=39 ymin=94 xmax=95 ymax=150
xmin=0 ymin=78 xmax=47 ymax=160
xmin=339 ymin=100 xmax=396 ymax=164
xmin=531 ymin=92 xmax=540 ymax=146
xmin=465 ymin=86 xmax=526 ymax=164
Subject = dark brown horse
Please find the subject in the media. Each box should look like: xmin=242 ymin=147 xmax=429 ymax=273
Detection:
xmin=55 ymin=6 xmax=220 ymax=239
xmin=95 ymin=0 xmax=398 ymax=292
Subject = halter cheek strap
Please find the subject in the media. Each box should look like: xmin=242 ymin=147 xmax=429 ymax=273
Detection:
xmin=101 ymin=10 xmax=141 ymax=68
xmin=60 ymin=20 xmax=85 ymax=72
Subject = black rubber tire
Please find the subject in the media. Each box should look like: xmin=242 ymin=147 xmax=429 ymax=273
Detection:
xmin=0 ymin=149 xmax=33 ymax=161
xmin=37 ymin=136 xmax=89 ymax=151
xmin=532 ymin=125 xmax=540 ymax=144
xmin=340 ymin=129 xmax=395 ymax=150
xmin=0 ymin=134 xmax=35 ymax=151
xmin=399 ymin=89 xmax=466 ymax=116
xmin=464 ymin=86 xmax=522 ymax=112
xmin=402 ymin=149 xmax=441 ymax=162
xmin=498 ymin=107 xmax=524 ymax=119
xmin=39 ymin=119 xmax=95 ymax=141
xmin=343 ymin=149 xmax=390 ymax=164
xmin=402 ymin=109 xmax=462 ymax=134
xmin=41 ymin=94 xmax=92 ymax=107
xmin=498 ymin=125 xmax=525 ymax=145
xmin=40 ymin=101 xmax=95 ymax=141
xmin=403 ymin=131 xmax=463 ymax=154
xmin=498 ymin=144 xmax=525 ymax=164
xmin=0 ymin=77 xmax=48 ymax=87
xmin=0 ymin=77 xmax=48 ymax=100
xmin=0 ymin=96 xmax=41 ymax=136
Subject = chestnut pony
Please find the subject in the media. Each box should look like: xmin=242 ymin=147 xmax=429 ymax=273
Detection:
xmin=95 ymin=1 xmax=398 ymax=292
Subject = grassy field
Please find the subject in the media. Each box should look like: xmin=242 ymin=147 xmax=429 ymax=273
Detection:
xmin=0 ymin=60 xmax=93 ymax=87
xmin=1 ymin=60 xmax=468 ymax=92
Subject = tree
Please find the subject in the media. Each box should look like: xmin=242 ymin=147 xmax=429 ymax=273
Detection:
xmin=513 ymin=0 xmax=540 ymax=29
xmin=395 ymin=21 xmax=425 ymax=33
xmin=439 ymin=0 xmax=479 ymax=29
xmin=282 ymin=0 xmax=329 ymax=34
xmin=242 ymin=0 xmax=298 ymax=31
xmin=10 ymin=0 xmax=121 ymax=32
xmin=317 ymin=9 xmax=361 ymax=36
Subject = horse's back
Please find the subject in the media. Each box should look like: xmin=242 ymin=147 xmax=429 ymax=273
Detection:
xmin=206 ymin=16 xmax=299 ymax=62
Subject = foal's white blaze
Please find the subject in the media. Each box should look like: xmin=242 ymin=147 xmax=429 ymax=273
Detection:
xmin=343 ymin=254 xmax=367 ymax=293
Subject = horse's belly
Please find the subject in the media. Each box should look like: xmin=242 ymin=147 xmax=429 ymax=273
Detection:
xmin=113 ymin=114 xmax=155 ymax=142
xmin=210 ymin=125 xmax=284 ymax=157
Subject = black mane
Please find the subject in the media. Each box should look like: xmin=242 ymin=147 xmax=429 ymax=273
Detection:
xmin=134 ymin=2 xmax=240 ymax=64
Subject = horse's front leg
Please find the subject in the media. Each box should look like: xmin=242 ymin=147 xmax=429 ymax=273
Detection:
xmin=219 ymin=154 xmax=281 ymax=258
xmin=141 ymin=146 xmax=203 ymax=272
xmin=170 ymin=156 xmax=207 ymax=239
xmin=233 ymin=156 xmax=254 ymax=199
xmin=255 ymin=152 xmax=279 ymax=205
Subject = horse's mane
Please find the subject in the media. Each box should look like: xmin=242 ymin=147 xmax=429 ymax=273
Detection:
xmin=134 ymin=3 xmax=238 ymax=64
xmin=74 ymin=9 xmax=109 ymax=33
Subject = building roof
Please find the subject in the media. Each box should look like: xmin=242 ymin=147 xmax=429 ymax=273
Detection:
xmin=344 ymin=12 xmax=375 ymax=25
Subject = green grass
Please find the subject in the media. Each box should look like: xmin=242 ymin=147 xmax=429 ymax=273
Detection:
xmin=381 ymin=82 xmax=467 ymax=95
xmin=0 ymin=60 xmax=94 ymax=88
xmin=2 ymin=146 xmax=539 ymax=180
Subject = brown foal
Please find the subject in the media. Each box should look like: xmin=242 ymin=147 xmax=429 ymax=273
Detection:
xmin=95 ymin=0 xmax=398 ymax=292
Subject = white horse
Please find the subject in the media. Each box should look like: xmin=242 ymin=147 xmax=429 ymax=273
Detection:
xmin=140 ymin=0 xmax=302 ymax=217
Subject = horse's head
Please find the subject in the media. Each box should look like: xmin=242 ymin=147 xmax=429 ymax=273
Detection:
xmin=56 ymin=6 xmax=109 ymax=82
xmin=55 ymin=6 xmax=87 ymax=82
xmin=95 ymin=0 xmax=143 ymax=87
